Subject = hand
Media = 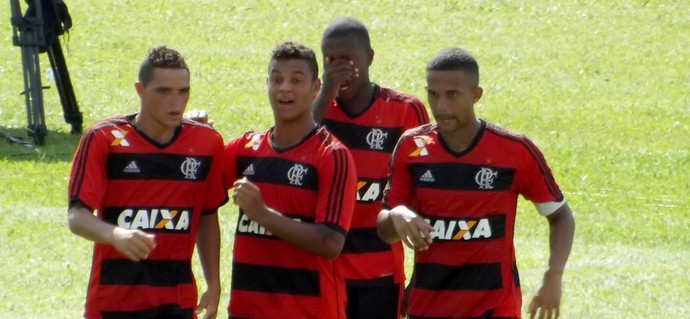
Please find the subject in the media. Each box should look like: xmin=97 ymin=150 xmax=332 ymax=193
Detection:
xmin=110 ymin=227 xmax=156 ymax=261
xmin=184 ymin=109 xmax=215 ymax=127
xmin=528 ymin=270 xmax=563 ymax=319
xmin=233 ymin=177 xmax=268 ymax=222
xmin=195 ymin=288 xmax=220 ymax=319
xmin=389 ymin=205 xmax=433 ymax=250
xmin=321 ymin=57 xmax=359 ymax=95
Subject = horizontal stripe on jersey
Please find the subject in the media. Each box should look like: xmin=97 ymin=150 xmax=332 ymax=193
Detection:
xmin=102 ymin=304 xmax=193 ymax=319
xmin=342 ymin=227 xmax=391 ymax=253
xmin=355 ymin=177 xmax=386 ymax=203
xmin=323 ymin=119 xmax=403 ymax=153
xmin=409 ymin=163 xmax=515 ymax=191
xmin=106 ymin=153 xmax=212 ymax=181
xmin=421 ymin=214 xmax=506 ymax=242
xmin=235 ymin=210 xmax=317 ymax=239
xmin=413 ymin=262 xmax=502 ymax=291
xmin=100 ymin=259 xmax=192 ymax=286
xmin=236 ymin=155 xmax=318 ymax=191
xmin=102 ymin=206 xmax=194 ymax=234
xmin=231 ymin=262 xmax=320 ymax=296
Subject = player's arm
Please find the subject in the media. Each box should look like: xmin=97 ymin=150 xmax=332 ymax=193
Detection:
xmin=232 ymin=178 xmax=345 ymax=259
xmin=312 ymin=57 xmax=358 ymax=123
xmin=68 ymin=203 xmax=155 ymax=262
xmin=528 ymin=203 xmax=575 ymax=319
xmin=195 ymin=212 xmax=221 ymax=319
xmin=377 ymin=205 xmax=433 ymax=250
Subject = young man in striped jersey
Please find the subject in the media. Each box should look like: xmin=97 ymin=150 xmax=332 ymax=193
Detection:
xmin=224 ymin=41 xmax=357 ymax=319
xmin=312 ymin=17 xmax=430 ymax=319
xmin=68 ymin=46 xmax=227 ymax=319
xmin=377 ymin=48 xmax=575 ymax=319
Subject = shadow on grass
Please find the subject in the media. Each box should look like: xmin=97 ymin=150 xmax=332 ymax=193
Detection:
xmin=0 ymin=126 xmax=81 ymax=162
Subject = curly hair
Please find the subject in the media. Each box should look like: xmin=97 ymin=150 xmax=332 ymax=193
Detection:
xmin=138 ymin=45 xmax=189 ymax=85
xmin=269 ymin=41 xmax=319 ymax=81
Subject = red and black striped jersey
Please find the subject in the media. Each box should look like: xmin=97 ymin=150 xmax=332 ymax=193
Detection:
xmin=68 ymin=115 xmax=228 ymax=319
xmin=223 ymin=126 xmax=357 ymax=319
xmin=384 ymin=121 xmax=564 ymax=319
xmin=323 ymin=85 xmax=429 ymax=285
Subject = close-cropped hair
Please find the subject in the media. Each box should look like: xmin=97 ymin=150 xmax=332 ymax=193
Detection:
xmin=321 ymin=17 xmax=371 ymax=50
xmin=270 ymin=41 xmax=319 ymax=81
xmin=427 ymin=47 xmax=480 ymax=87
xmin=138 ymin=45 xmax=189 ymax=85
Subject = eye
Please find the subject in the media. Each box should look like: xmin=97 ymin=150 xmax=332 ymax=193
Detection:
xmin=447 ymin=91 xmax=457 ymax=98
xmin=291 ymin=78 xmax=302 ymax=84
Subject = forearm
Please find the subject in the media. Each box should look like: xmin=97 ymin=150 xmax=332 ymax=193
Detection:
xmin=67 ymin=206 xmax=116 ymax=244
xmin=312 ymin=89 xmax=337 ymax=124
xmin=546 ymin=204 xmax=575 ymax=273
xmin=196 ymin=213 xmax=221 ymax=290
xmin=257 ymin=207 xmax=345 ymax=259
xmin=376 ymin=209 xmax=401 ymax=243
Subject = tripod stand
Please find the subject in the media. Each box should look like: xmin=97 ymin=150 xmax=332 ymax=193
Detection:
xmin=9 ymin=0 xmax=82 ymax=145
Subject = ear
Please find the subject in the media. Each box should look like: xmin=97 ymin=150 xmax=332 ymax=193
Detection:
xmin=312 ymin=78 xmax=322 ymax=99
xmin=367 ymin=48 xmax=374 ymax=67
xmin=134 ymin=82 xmax=145 ymax=97
xmin=473 ymin=86 xmax=484 ymax=103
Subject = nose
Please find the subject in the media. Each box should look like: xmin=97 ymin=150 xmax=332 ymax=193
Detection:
xmin=435 ymin=96 xmax=450 ymax=112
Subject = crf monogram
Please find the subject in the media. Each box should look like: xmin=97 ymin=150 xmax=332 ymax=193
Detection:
xmin=180 ymin=157 xmax=201 ymax=179
xmin=366 ymin=128 xmax=388 ymax=150
xmin=475 ymin=167 xmax=498 ymax=189
xmin=287 ymin=164 xmax=308 ymax=186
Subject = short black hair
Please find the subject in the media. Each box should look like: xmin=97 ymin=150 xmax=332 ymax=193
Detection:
xmin=321 ymin=17 xmax=371 ymax=50
xmin=269 ymin=41 xmax=319 ymax=81
xmin=427 ymin=47 xmax=479 ymax=87
xmin=138 ymin=45 xmax=188 ymax=85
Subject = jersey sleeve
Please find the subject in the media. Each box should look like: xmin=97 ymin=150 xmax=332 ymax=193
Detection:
xmin=68 ymin=127 xmax=109 ymax=211
xmin=515 ymin=137 xmax=565 ymax=214
xmin=315 ymin=145 xmax=357 ymax=235
xmin=202 ymin=131 xmax=229 ymax=214
xmin=382 ymin=134 xmax=415 ymax=209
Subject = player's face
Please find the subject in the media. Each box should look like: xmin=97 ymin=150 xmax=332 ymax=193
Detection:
xmin=426 ymin=70 xmax=482 ymax=134
xmin=321 ymin=35 xmax=373 ymax=101
xmin=136 ymin=68 xmax=190 ymax=130
xmin=267 ymin=59 xmax=321 ymax=123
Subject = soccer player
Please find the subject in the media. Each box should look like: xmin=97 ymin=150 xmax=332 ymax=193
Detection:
xmin=312 ymin=17 xmax=430 ymax=319
xmin=224 ymin=41 xmax=357 ymax=319
xmin=377 ymin=48 xmax=575 ymax=319
xmin=67 ymin=46 xmax=227 ymax=319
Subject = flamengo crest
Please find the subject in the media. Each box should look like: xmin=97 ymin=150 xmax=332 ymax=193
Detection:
xmin=287 ymin=163 xmax=308 ymax=186
xmin=180 ymin=157 xmax=201 ymax=179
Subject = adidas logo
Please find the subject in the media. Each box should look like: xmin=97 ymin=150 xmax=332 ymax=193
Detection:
xmin=419 ymin=170 xmax=435 ymax=182
xmin=243 ymin=164 xmax=255 ymax=176
xmin=123 ymin=161 xmax=140 ymax=173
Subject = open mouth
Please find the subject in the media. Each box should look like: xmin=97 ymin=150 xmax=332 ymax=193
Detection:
xmin=277 ymin=98 xmax=295 ymax=106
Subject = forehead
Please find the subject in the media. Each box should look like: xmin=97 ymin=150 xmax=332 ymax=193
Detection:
xmin=321 ymin=35 xmax=365 ymax=55
xmin=426 ymin=70 xmax=473 ymax=89
xmin=148 ymin=68 xmax=189 ymax=87
xmin=269 ymin=59 xmax=312 ymax=77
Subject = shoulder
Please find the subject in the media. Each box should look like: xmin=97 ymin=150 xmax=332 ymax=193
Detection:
xmin=227 ymin=129 xmax=266 ymax=150
xmin=86 ymin=115 xmax=129 ymax=133
xmin=181 ymin=119 xmax=223 ymax=141
xmin=401 ymin=123 xmax=437 ymax=139
xmin=482 ymin=121 xmax=544 ymax=156
xmin=315 ymin=126 xmax=348 ymax=152
xmin=378 ymin=86 xmax=424 ymax=107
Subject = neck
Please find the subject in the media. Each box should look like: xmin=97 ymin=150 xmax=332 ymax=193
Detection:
xmin=133 ymin=113 xmax=176 ymax=144
xmin=272 ymin=115 xmax=317 ymax=149
xmin=339 ymin=81 xmax=375 ymax=114
xmin=439 ymin=119 xmax=482 ymax=153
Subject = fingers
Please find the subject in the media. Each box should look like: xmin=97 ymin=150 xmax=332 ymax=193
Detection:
xmin=528 ymin=297 xmax=559 ymax=319
xmin=112 ymin=228 xmax=156 ymax=261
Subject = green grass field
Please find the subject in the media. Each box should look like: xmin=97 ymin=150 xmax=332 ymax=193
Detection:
xmin=1 ymin=1 xmax=688 ymax=318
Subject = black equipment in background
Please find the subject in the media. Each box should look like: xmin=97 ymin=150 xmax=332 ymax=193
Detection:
xmin=8 ymin=0 xmax=82 ymax=145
